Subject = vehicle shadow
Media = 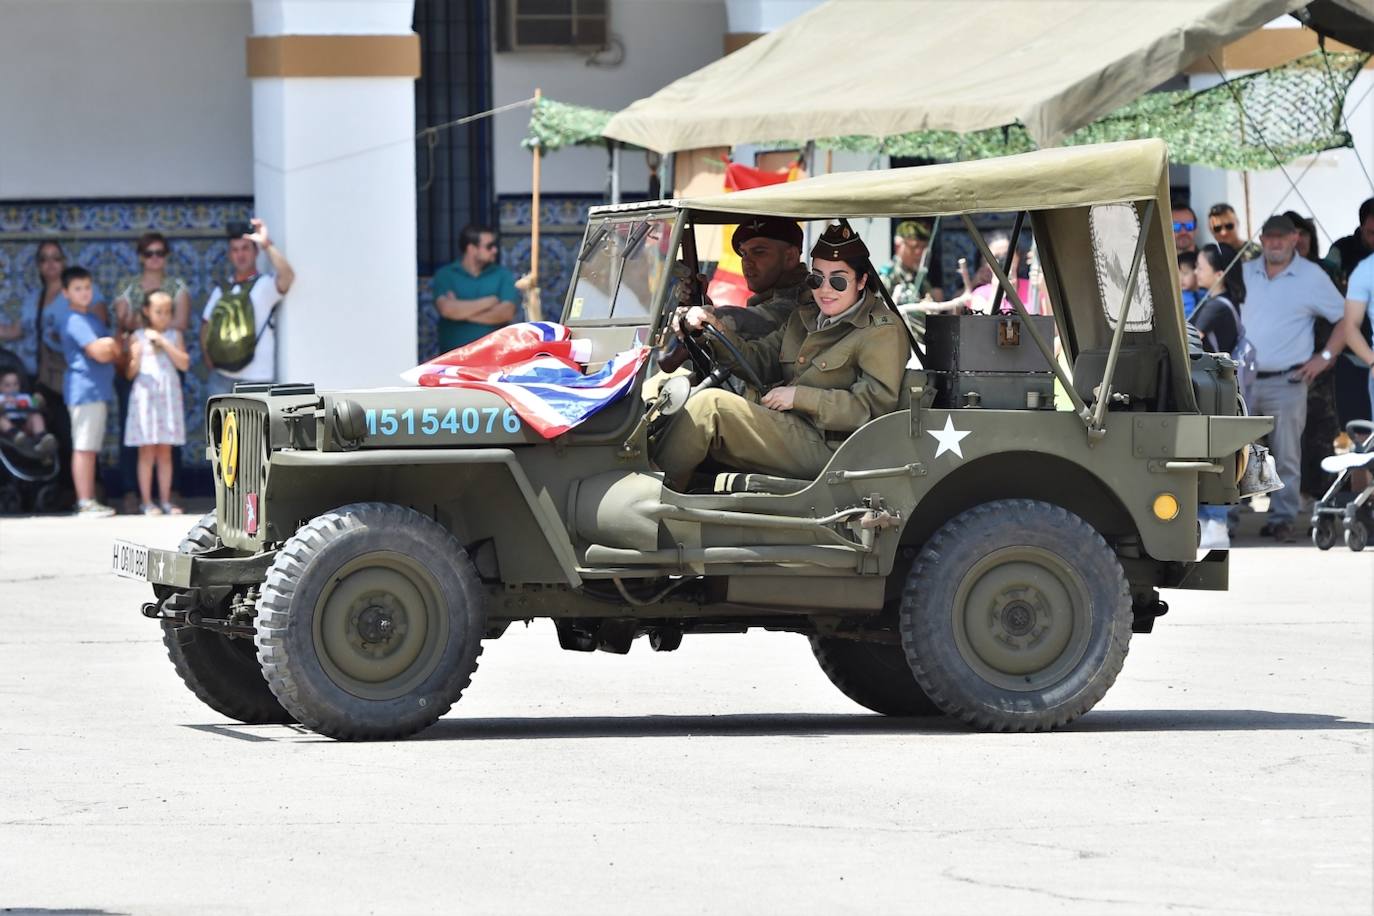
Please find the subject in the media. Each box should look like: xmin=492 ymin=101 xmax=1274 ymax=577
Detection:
xmin=181 ymin=709 xmax=1370 ymax=743
xmin=414 ymin=708 xmax=1371 ymax=741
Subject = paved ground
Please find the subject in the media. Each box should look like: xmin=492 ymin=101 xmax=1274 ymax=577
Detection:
xmin=0 ymin=511 xmax=1370 ymax=915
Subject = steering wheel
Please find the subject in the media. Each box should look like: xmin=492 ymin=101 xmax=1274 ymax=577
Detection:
xmin=672 ymin=314 xmax=766 ymax=392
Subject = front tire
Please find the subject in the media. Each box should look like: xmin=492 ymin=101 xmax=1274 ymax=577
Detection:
xmin=255 ymin=503 xmax=485 ymax=740
xmin=161 ymin=514 xmax=294 ymax=725
xmin=900 ymin=500 xmax=1132 ymax=732
xmin=810 ymin=636 xmax=942 ymax=716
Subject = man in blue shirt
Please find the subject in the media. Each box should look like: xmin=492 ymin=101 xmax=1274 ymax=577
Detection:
xmin=1338 ymin=251 xmax=1374 ymax=417
xmin=1242 ymin=215 xmax=1349 ymax=541
xmin=432 ymin=224 xmax=524 ymax=353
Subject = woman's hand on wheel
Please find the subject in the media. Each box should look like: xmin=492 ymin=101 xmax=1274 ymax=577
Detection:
xmin=761 ymin=386 xmax=796 ymax=411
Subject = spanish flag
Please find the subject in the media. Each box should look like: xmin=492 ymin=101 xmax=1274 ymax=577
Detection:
xmin=705 ymin=158 xmax=803 ymax=307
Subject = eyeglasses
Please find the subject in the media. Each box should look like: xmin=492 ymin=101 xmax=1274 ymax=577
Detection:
xmin=483 ymin=243 xmax=498 ymax=251
xmin=1210 ymin=222 xmax=1235 ymax=233
xmin=141 ymin=248 xmax=168 ymax=258
xmin=807 ymin=272 xmax=853 ymax=292
xmin=1173 ymin=221 xmax=1197 ymax=233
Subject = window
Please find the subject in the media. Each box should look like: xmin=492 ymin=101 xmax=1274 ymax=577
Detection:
xmin=1089 ymin=203 xmax=1154 ymax=332
xmin=498 ymin=0 xmax=608 ymax=52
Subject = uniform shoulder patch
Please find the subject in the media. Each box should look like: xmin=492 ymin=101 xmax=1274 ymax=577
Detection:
xmin=872 ymin=313 xmax=892 ymax=326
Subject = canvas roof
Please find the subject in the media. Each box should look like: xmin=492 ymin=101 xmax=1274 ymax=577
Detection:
xmin=603 ymin=0 xmax=1367 ymax=154
xmin=678 ymin=139 xmax=1170 ymax=221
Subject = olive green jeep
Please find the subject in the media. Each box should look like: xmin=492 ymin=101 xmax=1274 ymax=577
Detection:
xmin=117 ymin=140 xmax=1276 ymax=740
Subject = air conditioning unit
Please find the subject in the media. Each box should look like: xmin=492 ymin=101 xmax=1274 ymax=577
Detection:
xmin=497 ymin=0 xmax=609 ymax=52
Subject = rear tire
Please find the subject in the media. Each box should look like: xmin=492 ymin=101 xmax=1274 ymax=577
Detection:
xmin=161 ymin=514 xmax=294 ymax=725
xmin=1346 ymin=519 xmax=1368 ymax=552
xmin=255 ymin=503 xmax=485 ymax=740
xmin=810 ymin=636 xmax=942 ymax=716
xmin=1313 ymin=517 xmax=1338 ymax=551
xmin=900 ymin=499 xmax=1132 ymax=732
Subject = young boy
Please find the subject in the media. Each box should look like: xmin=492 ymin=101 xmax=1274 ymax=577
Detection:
xmin=0 ymin=368 xmax=57 ymax=457
xmin=1178 ymin=250 xmax=1200 ymax=319
xmin=60 ymin=266 xmax=121 ymax=517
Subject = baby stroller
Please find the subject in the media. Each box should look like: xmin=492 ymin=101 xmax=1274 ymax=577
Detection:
xmin=1311 ymin=419 xmax=1374 ymax=552
xmin=0 ymin=347 xmax=62 ymax=514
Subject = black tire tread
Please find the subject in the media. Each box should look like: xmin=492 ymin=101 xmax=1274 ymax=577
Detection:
xmin=255 ymin=502 xmax=483 ymax=741
xmin=900 ymin=499 xmax=1132 ymax=732
xmin=810 ymin=636 xmax=942 ymax=717
xmin=162 ymin=513 xmax=294 ymax=725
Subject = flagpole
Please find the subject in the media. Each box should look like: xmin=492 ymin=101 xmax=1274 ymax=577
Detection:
xmin=529 ymin=87 xmax=543 ymax=321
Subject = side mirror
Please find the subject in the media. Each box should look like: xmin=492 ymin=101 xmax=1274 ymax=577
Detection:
xmin=657 ymin=374 xmax=692 ymax=417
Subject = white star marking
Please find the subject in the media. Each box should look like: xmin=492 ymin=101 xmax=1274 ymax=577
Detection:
xmin=927 ymin=415 xmax=972 ymax=459
xmin=157 ymin=553 xmax=166 ymax=580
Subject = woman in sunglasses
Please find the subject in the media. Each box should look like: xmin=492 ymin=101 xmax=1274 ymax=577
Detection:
xmin=655 ymin=223 xmax=909 ymax=491
xmin=111 ymin=233 xmax=190 ymax=336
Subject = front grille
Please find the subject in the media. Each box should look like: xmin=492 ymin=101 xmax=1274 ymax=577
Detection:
xmin=211 ymin=400 xmax=269 ymax=545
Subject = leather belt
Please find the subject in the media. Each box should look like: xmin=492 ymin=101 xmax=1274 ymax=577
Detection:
xmin=1254 ymin=363 xmax=1304 ymax=379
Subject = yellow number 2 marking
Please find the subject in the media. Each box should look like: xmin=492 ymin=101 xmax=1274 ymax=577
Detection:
xmin=221 ymin=411 xmax=239 ymax=488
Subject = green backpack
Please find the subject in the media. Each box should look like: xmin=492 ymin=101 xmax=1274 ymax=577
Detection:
xmin=205 ymin=276 xmax=275 ymax=373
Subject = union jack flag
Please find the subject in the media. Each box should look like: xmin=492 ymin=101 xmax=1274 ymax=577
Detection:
xmin=403 ymin=322 xmax=649 ymax=438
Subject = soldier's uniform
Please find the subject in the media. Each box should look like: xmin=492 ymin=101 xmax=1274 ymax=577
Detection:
xmin=877 ymin=221 xmax=934 ymax=344
xmin=656 ymin=227 xmax=910 ymax=489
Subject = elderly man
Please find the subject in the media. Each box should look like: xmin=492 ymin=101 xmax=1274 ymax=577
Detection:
xmin=1172 ymin=202 xmax=1198 ymax=254
xmin=1243 ymin=214 xmax=1349 ymax=542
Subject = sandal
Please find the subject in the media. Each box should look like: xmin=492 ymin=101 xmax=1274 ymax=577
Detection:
xmin=140 ymin=503 xmax=163 ymax=516
xmin=160 ymin=501 xmax=184 ymax=515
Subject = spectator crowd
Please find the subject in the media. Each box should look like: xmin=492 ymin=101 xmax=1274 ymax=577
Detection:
xmin=1170 ymin=195 xmax=1374 ymax=544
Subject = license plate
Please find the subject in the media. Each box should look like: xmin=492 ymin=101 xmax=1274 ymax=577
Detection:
xmin=111 ymin=539 xmax=149 ymax=581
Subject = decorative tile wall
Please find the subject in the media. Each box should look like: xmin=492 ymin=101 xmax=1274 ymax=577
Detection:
xmin=0 ymin=194 xmax=603 ymax=495
xmin=0 ymin=197 xmax=253 ymax=490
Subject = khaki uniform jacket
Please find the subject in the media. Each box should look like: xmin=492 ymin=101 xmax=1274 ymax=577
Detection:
xmin=719 ymin=290 xmax=910 ymax=434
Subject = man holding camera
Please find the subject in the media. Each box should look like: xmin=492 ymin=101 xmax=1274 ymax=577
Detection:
xmin=201 ymin=218 xmax=296 ymax=396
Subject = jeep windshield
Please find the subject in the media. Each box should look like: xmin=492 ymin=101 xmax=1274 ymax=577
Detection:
xmin=564 ymin=213 xmax=677 ymax=326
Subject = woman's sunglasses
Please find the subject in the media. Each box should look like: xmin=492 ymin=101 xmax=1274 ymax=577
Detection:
xmin=141 ymin=248 xmax=168 ymax=258
xmin=807 ymin=272 xmax=853 ymax=292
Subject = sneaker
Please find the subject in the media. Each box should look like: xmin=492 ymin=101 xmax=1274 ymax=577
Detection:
xmin=160 ymin=501 xmax=184 ymax=516
xmin=75 ymin=499 xmax=116 ymax=518
xmin=1199 ymin=518 xmax=1231 ymax=550
xmin=140 ymin=503 xmax=163 ymax=516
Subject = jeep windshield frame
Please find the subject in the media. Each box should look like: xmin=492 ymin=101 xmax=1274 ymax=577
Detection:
xmin=561 ymin=208 xmax=682 ymax=329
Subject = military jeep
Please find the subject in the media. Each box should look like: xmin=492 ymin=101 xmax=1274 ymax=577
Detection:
xmin=119 ymin=139 xmax=1274 ymax=740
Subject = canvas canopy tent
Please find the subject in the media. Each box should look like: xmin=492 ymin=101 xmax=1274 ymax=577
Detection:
xmin=602 ymin=0 xmax=1374 ymax=155
xmin=527 ymin=50 xmax=1367 ymax=170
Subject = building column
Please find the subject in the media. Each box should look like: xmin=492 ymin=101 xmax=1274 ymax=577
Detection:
xmin=247 ymin=0 xmax=419 ymax=388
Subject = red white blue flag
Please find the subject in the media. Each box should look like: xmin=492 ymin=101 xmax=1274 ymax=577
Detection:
xmin=403 ymin=322 xmax=649 ymax=438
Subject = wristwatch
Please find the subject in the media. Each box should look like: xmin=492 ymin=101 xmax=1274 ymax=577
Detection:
xmin=1320 ymin=349 xmax=1333 ymax=362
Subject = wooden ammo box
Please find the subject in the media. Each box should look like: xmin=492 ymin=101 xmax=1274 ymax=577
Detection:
xmin=924 ymin=314 xmax=1056 ymax=410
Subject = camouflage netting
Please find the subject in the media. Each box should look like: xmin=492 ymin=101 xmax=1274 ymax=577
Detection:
xmin=525 ymin=51 xmax=1369 ymax=170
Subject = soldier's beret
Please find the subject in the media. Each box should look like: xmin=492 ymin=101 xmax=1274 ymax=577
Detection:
xmin=731 ymin=216 xmax=804 ymax=254
xmin=894 ymin=220 xmax=931 ymax=242
xmin=810 ymin=223 xmax=870 ymax=263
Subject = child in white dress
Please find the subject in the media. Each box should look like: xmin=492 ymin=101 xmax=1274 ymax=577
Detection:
xmin=124 ymin=290 xmax=188 ymax=514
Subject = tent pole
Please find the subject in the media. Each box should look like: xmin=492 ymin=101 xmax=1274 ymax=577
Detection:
xmin=530 ymin=87 xmax=543 ymax=321
xmin=611 ymin=142 xmax=622 ymax=204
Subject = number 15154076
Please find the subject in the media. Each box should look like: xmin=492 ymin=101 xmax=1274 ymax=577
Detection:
xmin=365 ymin=406 xmax=522 ymax=437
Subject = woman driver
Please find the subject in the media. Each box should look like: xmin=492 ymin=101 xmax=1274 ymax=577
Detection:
xmin=654 ymin=224 xmax=910 ymax=491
